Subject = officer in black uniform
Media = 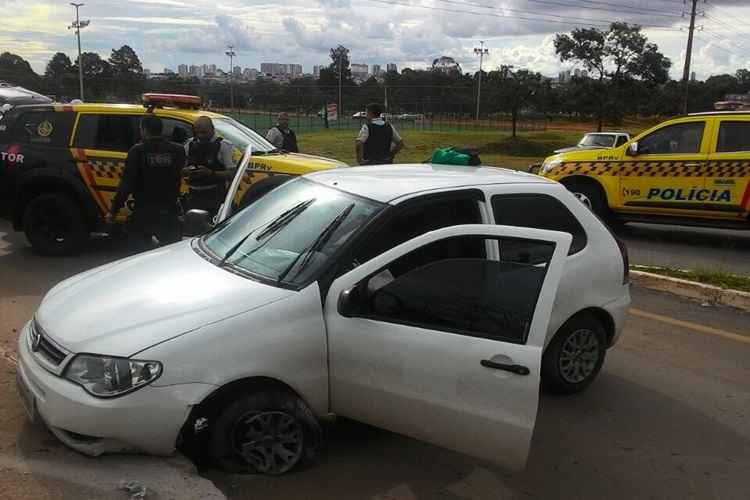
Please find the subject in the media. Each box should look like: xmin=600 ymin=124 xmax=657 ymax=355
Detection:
xmin=183 ymin=116 xmax=237 ymax=217
xmin=355 ymin=102 xmax=404 ymax=165
xmin=265 ymin=112 xmax=299 ymax=153
xmin=108 ymin=115 xmax=185 ymax=251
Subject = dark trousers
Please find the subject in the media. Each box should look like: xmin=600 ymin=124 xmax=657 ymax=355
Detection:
xmin=128 ymin=205 xmax=181 ymax=252
xmin=187 ymin=185 xmax=226 ymax=218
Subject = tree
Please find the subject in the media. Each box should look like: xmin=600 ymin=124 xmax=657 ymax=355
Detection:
xmin=554 ymin=22 xmax=671 ymax=129
xmin=109 ymin=45 xmax=143 ymax=77
xmin=488 ymin=66 xmax=543 ymax=137
xmin=45 ymin=52 xmax=73 ymax=79
xmin=73 ymin=52 xmax=112 ymax=100
xmin=736 ymin=69 xmax=750 ymax=93
xmin=0 ymin=52 xmax=39 ymax=88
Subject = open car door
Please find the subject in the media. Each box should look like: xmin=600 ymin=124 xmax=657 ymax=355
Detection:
xmin=215 ymin=145 xmax=253 ymax=224
xmin=324 ymin=224 xmax=571 ymax=470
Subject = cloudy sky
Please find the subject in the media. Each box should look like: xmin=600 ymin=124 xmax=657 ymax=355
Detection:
xmin=2 ymin=0 xmax=749 ymax=80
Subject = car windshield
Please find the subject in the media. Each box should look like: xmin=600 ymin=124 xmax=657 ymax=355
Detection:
xmin=202 ymin=178 xmax=384 ymax=287
xmin=579 ymin=134 xmax=616 ymax=147
xmin=214 ymin=117 xmax=276 ymax=154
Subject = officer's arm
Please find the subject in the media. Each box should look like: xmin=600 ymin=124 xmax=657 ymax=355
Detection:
xmin=110 ymin=147 xmax=139 ymax=215
xmin=390 ymin=125 xmax=404 ymax=155
xmin=211 ymin=142 xmax=238 ymax=181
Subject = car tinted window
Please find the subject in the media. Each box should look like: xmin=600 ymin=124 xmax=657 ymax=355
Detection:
xmin=356 ymin=236 xmax=554 ymax=344
xmin=639 ymin=122 xmax=705 ymax=155
xmin=616 ymin=136 xmax=628 ymax=147
xmin=716 ymin=121 xmax=750 ymax=153
xmin=74 ymin=114 xmax=137 ymax=152
xmin=161 ymin=118 xmax=193 ymax=145
xmin=353 ymin=194 xmax=483 ymax=266
xmin=491 ymin=194 xmax=586 ymax=255
xmin=9 ymin=111 xmax=74 ymax=147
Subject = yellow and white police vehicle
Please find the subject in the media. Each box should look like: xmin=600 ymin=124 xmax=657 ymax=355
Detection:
xmin=539 ymin=112 xmax=750 ymax=229
xmin=0 ymin=94 xmax=346 ymax=255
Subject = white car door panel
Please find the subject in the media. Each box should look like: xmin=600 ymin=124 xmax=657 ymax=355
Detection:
xmin=216 ymin=145 xmax=253 ymax=223
xmin=324 ymin=224 xmax=571 ymax=470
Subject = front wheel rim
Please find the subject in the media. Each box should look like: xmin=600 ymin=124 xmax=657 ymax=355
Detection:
xmin=573 ymin=192 xmax=592 ymax=209
xmin=232 ymin=411 xmax=304 ymax=474
xmin=558 ymin=328 xmax=600 ymax=384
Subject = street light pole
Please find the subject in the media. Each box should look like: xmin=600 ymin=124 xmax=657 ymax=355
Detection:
xmin=68 ymin=3 xmax=89 ymax=101
xmin=225 ymin=45 xmax=236 ymax=110
xmin=474 ymin=41 xmax=489 ymax=121
xmin=338 ymin=52 xmax=343 ymax=121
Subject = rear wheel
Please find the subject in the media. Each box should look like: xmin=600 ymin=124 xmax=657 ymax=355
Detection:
xmin=542 ymin=314 xmax=607 ymax=394
xmin=563 ymin=180 xmax=619 ymax=226
xmin=23 ymin=193 xmax=87 ymax=256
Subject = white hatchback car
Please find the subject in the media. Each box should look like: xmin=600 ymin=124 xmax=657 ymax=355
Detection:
xmin=17 ymin=163 xmax=630 ymax=475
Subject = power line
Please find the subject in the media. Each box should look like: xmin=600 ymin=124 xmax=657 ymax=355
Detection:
xmin=694 ymin=33 xmax=746 ymax=59
xmin=699 ymin=30 xmax=749 ymax=58
xmin=521 ymin=0 xmax=683 ymax=18
xmin=705 ymin=1 xmax=750 ymax=27
xmin=701 ymin=25 xmax=750 ymax=53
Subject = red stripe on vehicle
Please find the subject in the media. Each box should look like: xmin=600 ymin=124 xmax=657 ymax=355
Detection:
xmin=741 ymin=181 xmax=750 ymax=210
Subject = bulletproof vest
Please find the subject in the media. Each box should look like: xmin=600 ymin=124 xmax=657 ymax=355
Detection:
xmin=275 ymin=127 xmax=299 ymax=153
xmin=188 ymin=137 xmax=224 ymax=171
xmin=137 ymin=139 xmax=182 ymax=208
xmin=363 ymin=122 xmax=394 ymax=163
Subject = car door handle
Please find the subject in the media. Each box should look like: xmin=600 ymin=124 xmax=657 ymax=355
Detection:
xmin=684 ymin=162 xmax=703 ymax=167
xmin=480 ymin=359 xmax=530 ymax=375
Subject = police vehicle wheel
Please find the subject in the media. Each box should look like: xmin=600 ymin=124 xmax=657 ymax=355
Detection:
xmin=564 ymin=180 xmax=616 ymax=224
xmin=23 ymin=193 xmax=87 ymax=256
xmin=210 ymin=389 xmax=320 ymax=475
xmin=239 ymin=176 xmax=291 ymax=211
xmin=541 ymin=314 xmax=607 ymax=394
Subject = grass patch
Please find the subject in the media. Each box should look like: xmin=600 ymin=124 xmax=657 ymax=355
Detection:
xmin=633 ymin=265 xmax=750 ymax=293
xmin=298 ymin=129 xmax=581 ymax=169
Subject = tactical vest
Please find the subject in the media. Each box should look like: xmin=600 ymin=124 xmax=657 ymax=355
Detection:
xmin=363 ymin=122 xmax=394 ymax=164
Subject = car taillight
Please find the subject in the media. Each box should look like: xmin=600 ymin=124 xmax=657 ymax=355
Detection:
xmin=615 ymin=236 xmax=629 ymax=284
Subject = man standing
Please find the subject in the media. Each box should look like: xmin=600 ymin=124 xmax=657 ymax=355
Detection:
xmin=107 ymin=115 xmax=185 ymax=250
xmin=355 ymin=103 xmax=404 ymax=165
xmin=184 ymin=116 xmax=237 ymax=217
xmin=266 ymin=112 xmax=299 ymax=152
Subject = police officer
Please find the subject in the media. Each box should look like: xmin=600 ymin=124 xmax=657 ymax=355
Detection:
xmin=355 ymin=103 xmax=404 ymax=165
xmin=107 ymin=115 xmax=185 ymax=250
xmin=266 ymin=112 xmax=299 ymax=152
xmin=183 ymin=116 xmax=237 ymax=216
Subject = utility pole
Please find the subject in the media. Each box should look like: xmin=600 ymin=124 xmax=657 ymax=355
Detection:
xmin=474 ymin=41 xmax=489 ymax=121
xmin=682 ymin=0 xmax=699 ymax=114
xmin=68 ymin=3 xmax=89 ymax=101
xmin=338 ymin=52 xmax=343 ymax=122
xmin=226 ymin=45 xmax=236 ymax=110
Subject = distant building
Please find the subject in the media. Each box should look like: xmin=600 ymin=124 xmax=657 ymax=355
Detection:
xmin=289 ymin=64 xmax=303 ymax=78
xmin=558 ymin=70 xmax=572 ymax=83
xmin=233 ymin=66 xmax=242 ymax=77
xmin=431 ymin=56 xmax=461 ymax=74
xmin=144 ymin=69 xmax=152 ymax=78
xmin=243 ymin=68 xmax=258 ymax=80
xmin=372 ymin=64 xmax=382 ymax=77
xmin=208 ymin=64 xmax=217 ymax=75
xmin=691 ymin=71 xmax=697 ymax=82
xmin=386 ymin=63 xmax=398 ymax=73
xmin=351 ymin=63 xmax=369 ymax=81
xmin=178 ymin=64 xmax=188 ymax=78
xmin=189 ymin=65 xmax=201 ymax=77
xmin=164 ymin=68 xmax=174 ymax=74
xmin=313 ymin=65 xmax=322 ymax=79
xmin=574 ymin=68 xmax=581 ymax=78
xmin=582 ymin=70 xmax=588 ymax=78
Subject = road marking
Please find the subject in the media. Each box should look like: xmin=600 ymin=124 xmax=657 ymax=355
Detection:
xmin=629 ymin=308 xmax=750 ymax=345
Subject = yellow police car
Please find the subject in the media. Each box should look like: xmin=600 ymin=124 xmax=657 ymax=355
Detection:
xmin=539 ymin=112 xmax=750 ymax=229
xmin=0 ymin=94 xmax=346 ymax=255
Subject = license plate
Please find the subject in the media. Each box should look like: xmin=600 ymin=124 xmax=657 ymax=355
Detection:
xmin=16 ymin=369 xmax=36 ymax=422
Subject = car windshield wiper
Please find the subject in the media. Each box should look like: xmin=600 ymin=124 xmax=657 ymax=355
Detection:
xmin=276 ymin=203 xmax=355 ymax=284
xmin=219 ymin=198 xmax=315 ymax=266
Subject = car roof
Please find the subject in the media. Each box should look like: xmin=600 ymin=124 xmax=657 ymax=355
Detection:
xmin=10 ymin=102 xmax=226 ymax=121
xmin=305 ymin=164 xmax=553 ymax=203
xmin=686 ymin=111 xmax=750 ymax=117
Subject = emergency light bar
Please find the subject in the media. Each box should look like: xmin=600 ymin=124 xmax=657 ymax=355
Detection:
xmin=142 ymin=93 xmax=202 ymax=111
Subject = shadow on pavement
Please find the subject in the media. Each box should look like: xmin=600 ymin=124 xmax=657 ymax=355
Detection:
xmin=616 ymin=223 xmax=750 ymax=253
xmin=204 ymin=369 xmax=750 ymax=500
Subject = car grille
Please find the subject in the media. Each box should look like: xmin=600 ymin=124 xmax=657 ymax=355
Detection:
xmin=30 ymin=320 xmax=67 ymax=366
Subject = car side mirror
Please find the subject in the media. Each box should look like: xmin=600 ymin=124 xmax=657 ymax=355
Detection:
xmin=626 ymin=141 xmax=639 ymax=156
xmin=338 ymin=287 xmax=357 ymax=317
xmin=183 ymin=209 xmax=213 ymax=236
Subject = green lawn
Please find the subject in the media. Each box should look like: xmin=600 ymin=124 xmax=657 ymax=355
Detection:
xmin=297 ymin=129 xmax=581 ymax=169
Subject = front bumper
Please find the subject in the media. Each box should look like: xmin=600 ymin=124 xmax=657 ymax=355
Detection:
xmin=16 ymin=324 xmax=214 ymax=457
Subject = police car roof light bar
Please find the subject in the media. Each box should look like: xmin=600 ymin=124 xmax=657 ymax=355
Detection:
xmin=142 ymin=93 xmax=202 ymax=112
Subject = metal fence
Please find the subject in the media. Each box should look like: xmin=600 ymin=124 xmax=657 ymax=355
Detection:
xmin=217 ymin=109 xmax=550 ymax=135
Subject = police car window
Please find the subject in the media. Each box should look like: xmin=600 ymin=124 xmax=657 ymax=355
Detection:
xmin=75 ymin=115 xmax=137 ymax=152
xmin=161 ymin=118 xmax=193 ymax=145
xmin=492 ymin=194 xmax=587 ymax=256
xmin=639 ymin=122 xmax=705 ymax=155
xmin=9 ymin=111 xmax=73 ymax=147
xmin=214 ymin=118 xmax=274 ymax=154
xmin=716 ymin=121 xmax=750 ymax=153
xmin=616 ymin=136 xmax=628 ymax=147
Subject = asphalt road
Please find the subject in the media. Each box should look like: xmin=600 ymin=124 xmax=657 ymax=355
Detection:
xmin=616 ymin=223 xmax=750 ymax=275
xmin=0 ymin=220 xmax=748 ymax=499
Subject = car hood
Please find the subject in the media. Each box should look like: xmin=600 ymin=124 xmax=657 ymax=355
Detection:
xmin=35 ymin=240 xmax=294 ymax=357
xmin=255 ymin=152 xmax=348 ymax=175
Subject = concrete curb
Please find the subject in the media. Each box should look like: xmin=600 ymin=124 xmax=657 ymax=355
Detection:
xmin=631 ymin=270 xmax=750 ymax=312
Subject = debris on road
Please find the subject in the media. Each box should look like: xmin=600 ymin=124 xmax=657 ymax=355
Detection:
xmin=118 ymin=480 xmax=148 ymax=499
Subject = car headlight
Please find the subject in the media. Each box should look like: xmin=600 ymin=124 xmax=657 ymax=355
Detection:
xmin=541 ymin=159 xmax=562 ymax=174
xmin=64 ymin=354 xmax=162 ymax=398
